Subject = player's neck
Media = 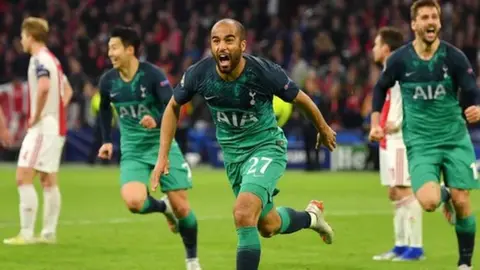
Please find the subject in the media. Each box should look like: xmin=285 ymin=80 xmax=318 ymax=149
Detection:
xmin=30 ymin=42 xmax=46 ymax=56
xmin=413 ymin=38 xmax=440 ymax=60
xmin=216 ymin=56 xmax=246 ymax=81
xmin=119 ymin=58 xmax=139 ymax=82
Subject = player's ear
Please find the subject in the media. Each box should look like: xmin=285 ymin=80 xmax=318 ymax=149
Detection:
xmin=241 ymin=40 xmax=246 ymax=53
xmin=410 ymin=20 xmax=416 ymax=32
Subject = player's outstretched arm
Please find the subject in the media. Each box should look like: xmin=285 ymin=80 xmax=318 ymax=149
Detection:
xmin=293 ymin=91 xmax=336 ymax=151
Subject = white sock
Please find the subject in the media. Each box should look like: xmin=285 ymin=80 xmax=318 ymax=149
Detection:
xmin=393 ymin=198 xmax=408 ymax=247
xmin=405 ymin=197 xmax=423 ymax=248
xmin=18 ymin=185 xmax=38 ymax=239
xmin=41 ymin=186 xmax=61 ymax=236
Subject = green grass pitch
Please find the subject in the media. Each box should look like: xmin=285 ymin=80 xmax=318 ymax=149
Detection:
xmin=0 ymin=165 xmax=478 ymax=269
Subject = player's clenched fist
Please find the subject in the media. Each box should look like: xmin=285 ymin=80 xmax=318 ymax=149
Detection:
xmin=369 ymin=125 xmax=385 ymax=142
xmin=139 ymin=115 xmax=157 ymax=129
xmin=150 ymin=158 xmax=170 ymax=192
xmin=464 ymin=105 xmax=480 ymax=123
xmin=316 ymin=125 xmax=337 ymax=151
xmin=0 ymin=129 xmax=12 ymax=148
xmin=98 ymin=143 xmax=113 ymax=160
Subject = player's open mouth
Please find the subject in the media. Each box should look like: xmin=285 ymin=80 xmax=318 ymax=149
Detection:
xmin=425 ymin=27 xmax=436 ymax=39
xmin=218 ymin=54 xmax=230 ymax=67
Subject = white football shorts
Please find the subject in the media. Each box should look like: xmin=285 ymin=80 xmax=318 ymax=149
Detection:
xmin=17 ymin=131 xmax=66 ymax=173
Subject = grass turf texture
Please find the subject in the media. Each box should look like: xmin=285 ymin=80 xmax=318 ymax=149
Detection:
xmin=0 ymin=165 xmax=478 ymax=269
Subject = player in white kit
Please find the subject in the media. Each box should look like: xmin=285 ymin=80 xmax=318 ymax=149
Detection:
xmin=3 ymin=17 xmax=72 ymax=245
xmin=370 ymin=27 xmax=424 ymax=261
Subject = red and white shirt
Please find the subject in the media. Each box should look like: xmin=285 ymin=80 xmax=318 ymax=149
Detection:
xmin=379 ymin=82 xmax=403 ymax=149
xmin=27 ymin=47 xmax=67 ymax=136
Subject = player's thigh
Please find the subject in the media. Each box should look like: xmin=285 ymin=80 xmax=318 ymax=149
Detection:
xmin=16 ymin=132 xmax=40 ymax=184
xmin=407 ymin=146 xmax=442 ymax=193
xmin=240 ymin=145 xmax=287 ymax=218
xmin=443 ymin=137 xmax=480 ymax=190
xmin=379 ymin=148 xmax=390 ymax=186
xmin=388 ymin=144 xmax=411 ymax=187
xmin=225 ymin=162 xmax=243 ymax=198
xmin=160 ymin=149 xmax=193 ymax=193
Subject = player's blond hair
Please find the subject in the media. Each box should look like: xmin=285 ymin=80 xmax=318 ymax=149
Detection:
xmin=410 ymin=0 xmax=441 ymax=20
xmin=21 ymin=17 xmax=49 ymax=44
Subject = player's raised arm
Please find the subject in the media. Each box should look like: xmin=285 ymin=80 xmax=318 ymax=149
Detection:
xmin=29 ymin=58 xmax=51 ymax=127
xmin=451 ymin=48 xmax=480 ymax=123
xmin=267 ymin=62 xmax=336 ymax=151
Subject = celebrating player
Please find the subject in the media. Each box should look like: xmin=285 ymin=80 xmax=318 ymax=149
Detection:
xmin=4 ymin=17 xmax=68 ymax=245
xmin=0 ymin=108 xmax=13 ymax=147
xmin=97 ymin=26 xmax=201 ymax=270
xmin=371 ymin=27 xmax=424 ymax=262
xmin=369 ymin=1 xmax=479 ymax=269
xmin=151 ymin=19 xmax=336 ymax=270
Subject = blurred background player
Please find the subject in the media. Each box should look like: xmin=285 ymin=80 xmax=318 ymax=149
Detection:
xmin=151 ymin=19 xmax=336 ymax=270
xmin=4 ymin=17 xmax=71 ymax=245
xmin=371 ymin=27 xmax=424 ymax=262
xmin=370 ymin=1 xmax=480 ymax=268
xmin=97 ymin=26 xmax=201 ymax=270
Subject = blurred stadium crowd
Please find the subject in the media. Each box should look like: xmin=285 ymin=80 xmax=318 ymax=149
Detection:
xmin=0 ymin=0 xmax=479 ymax=162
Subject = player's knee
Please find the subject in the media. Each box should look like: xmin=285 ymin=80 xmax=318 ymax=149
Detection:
xmin=388 ymin=187 xmax=397 ymax=201
xmin=123 ymin=197 xmax=145 ymax=213
xmin=233 ymin=206 xmax=257 ymax=227
xmin=258 ymin=224 xmax=276 ymax=238
xmin=39 ymin=173 xmax=56 ymax=188
xmin=417 ymin=198 xmax=438 ymax=212
xmin=451 ymin=189 xmax=470 ymax=213
xmin=171 ymin=199 xmax=190 ymax=218
xmin=15 ymin=167 xmax=34 ymax=186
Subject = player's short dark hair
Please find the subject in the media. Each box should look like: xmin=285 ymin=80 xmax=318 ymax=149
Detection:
xmin=378 ymin=27 xmax=404 ymax=52
xmin=213 ymin=19 xmax=246 ymax=41
xmin=410 ymin=0 xmax=441 ymax=20
xmin=110 ymin=26 xmax=141 ymax=56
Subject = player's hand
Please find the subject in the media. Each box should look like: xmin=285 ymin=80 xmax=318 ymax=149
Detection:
xmin=98 ymin=143 xmax=113 ymax=160
xmin=28 ymin=116 xmax=40 ymax=128
xmin=316 ymin=125 xmax=337 ymax=151
xmin=369 ymin=125 xmax=385 ymax=142
xmin=384 ymin=121 xmax=400 ymax=134
xmin=139 ymin=115 xmax=157 ymax=129
xmin=0 ymin=129 xmax=13 ymax=148
xmin=464 ymin=105 xmax=480 ymax=123
xmin=150 ymin=158 xmax=170 ymax=192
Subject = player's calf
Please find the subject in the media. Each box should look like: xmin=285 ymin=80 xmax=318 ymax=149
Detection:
xmin=38 ymin=172 xmax=61 ymax=241
xmin=4 ymin=167 xmax=39 ymax=243
xmin=121 ymin=182 xmax=166 ymax=213
xmin=451 ymin=189 xmax=476 ymax=268
xmin=166 ymin=190 xmax=198 ymax=261
xmin=233 ymin=192 xmax=263 ymax=270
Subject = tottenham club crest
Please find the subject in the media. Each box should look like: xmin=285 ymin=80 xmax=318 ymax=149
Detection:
xmin=248 ymin=90 xmax=256 ymax=105
xmin=140 ymin=85 xmax=147 ymax=98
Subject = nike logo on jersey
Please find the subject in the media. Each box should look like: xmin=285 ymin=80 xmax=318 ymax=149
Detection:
xmin=110 ymin=92 xmax=120 ymax=98
xmin=205 ymin=96 xmax=217 ymax=100
xmin=405 ymin=72 xmax=415 ymax=77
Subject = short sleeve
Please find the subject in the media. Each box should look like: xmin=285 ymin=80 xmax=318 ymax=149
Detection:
xmin=266 ymin=62 xmax=300 ymax=102
xmin=34 ymin=57 xmax=50 ymax=78
xmin=151 ymin=66 xmax=173 ymax=106
xmin=173 ymin=68 xmax=197 ymax=105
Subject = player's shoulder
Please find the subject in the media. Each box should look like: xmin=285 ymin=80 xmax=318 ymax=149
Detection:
xmin=389 ymin=43 xmax=411 ymax=62
xmin=140 ymin=61 xmax=166 ymax=76
xmin=441 ymin=40 xmax=467 ymax=58
xmin=181 ymin=56 xmax=216 ymax=84
xmin=244 ymin=54 xmax=282 ymax=71
xmin=35 ymin=49 xmax=57 ymax=66
xmin=99 ymin=68 xmax=117 ymax=86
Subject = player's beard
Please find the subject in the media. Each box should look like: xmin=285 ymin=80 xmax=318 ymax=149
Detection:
xmin=419 ymin=27 xmax=439 ymax=46
xmin=215 ymin=50 xmax=242 ymax=74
